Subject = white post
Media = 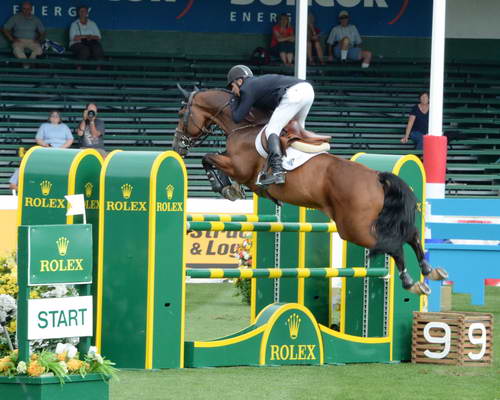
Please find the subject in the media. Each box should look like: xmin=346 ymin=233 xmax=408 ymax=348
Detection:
xmin=294 ymin=0 xmax=308 ymax=80
xmin=428 ymin=0 xmax=446 ymax=136
xmin=424 ymin=0 xmax=448 ymax=199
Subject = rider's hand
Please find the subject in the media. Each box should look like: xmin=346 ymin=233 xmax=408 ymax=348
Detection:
xmin=231 ymin=82 xmax=240 ymax=97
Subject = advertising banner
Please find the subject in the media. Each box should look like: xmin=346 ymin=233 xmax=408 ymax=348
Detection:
xmin=0 ymin=0 xmax=432 ymax=37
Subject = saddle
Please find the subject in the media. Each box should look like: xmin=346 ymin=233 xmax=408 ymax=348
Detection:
xmin=259 ymin=120 xmax=331 ymax=155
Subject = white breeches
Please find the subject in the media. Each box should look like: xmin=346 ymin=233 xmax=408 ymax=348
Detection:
xmin=265 ymin=81 xmax=314 ymax=139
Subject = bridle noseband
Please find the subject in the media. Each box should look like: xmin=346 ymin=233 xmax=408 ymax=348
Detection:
xmin=175 ymin=90 xmax=231 ymax=153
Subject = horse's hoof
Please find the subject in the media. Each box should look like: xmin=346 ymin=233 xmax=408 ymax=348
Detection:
xmin=409 ymin=281 xmax=431 ymax=296
xmin=221 ymin=183 xmax=245 ymax=201
xmin=428 ymin=267 xmax=448 ymax=281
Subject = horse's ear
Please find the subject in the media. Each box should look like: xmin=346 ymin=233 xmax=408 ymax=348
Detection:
xmin=194 ymin=85 xmax=200 ymax=92
xmin=177 ymin=83 xmax=189 ymax=100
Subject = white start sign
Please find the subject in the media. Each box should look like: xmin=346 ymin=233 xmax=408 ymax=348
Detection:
xmin=28 ymin=296 xmax=93 ymax=340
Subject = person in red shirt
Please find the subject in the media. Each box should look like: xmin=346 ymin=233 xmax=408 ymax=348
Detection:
xmin=270 ymin=13 xmax=294 ymax=66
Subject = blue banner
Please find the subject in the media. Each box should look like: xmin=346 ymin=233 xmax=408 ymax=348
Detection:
xmin=1 ymin=1 xmax=432 ymax=37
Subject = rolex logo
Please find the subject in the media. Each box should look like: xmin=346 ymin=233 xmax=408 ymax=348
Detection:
xmin=286 ymin=313 xmax=301 ymax=340
xmin=40 ymin=180 xmax=52 ymax=196
xmin=166 ymin=184 xmax=174 ymax=200
xmin=56 ymin=237 xmax=69 ymax=256
xmin=121 ymin=183 xmax=133 ymax=200
xmin=84 ymin=182 xmax=93 ymax=198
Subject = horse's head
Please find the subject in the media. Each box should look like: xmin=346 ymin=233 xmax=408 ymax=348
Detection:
xmin=173 ymin=85 xmax=232 ymax=157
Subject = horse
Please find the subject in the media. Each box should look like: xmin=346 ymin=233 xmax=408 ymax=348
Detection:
xmin=173 ymin=87 xmax=447 ymax=295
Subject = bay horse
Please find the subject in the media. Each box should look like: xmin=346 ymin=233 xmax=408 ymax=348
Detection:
xmin=173 ymin=88 xmax=447 ymax=295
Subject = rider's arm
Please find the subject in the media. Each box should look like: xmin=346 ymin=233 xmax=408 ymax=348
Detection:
xmin=230 ymin=91 xmax=255 ymax=124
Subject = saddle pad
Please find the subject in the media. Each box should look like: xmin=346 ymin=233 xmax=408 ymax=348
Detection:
xmin=255 ymin=127 xmax=326 ymax=172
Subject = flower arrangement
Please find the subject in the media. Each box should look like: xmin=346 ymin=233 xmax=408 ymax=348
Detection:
xmin=233 ymin=232 xmax=253 ymax=305
xmin=0 ymin=344 xmax=117 ymax=383
xmin=0 ymin=252 xmax=118 ymax=384
xmin=0 ymin=252 xmax=80 ymax=355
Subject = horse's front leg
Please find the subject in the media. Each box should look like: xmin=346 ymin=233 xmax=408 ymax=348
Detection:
xmin=202 ymin=153 xmax=245 ymax=201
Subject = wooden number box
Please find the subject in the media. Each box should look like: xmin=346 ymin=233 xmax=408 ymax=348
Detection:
xmin=412 ymin=312 xmax=493 ymax=366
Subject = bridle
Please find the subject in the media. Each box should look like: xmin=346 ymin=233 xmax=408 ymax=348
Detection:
xmin=175 ymin=90 xmax=231 ymax=153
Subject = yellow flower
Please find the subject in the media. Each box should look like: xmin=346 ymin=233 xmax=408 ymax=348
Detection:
xmin=57 ymin=351 xmax=67 ymax=361
xmin=0 ymin=356 xmax=11 ymax=372
xmin=30 ymin=354 xmax=39 ymax=361
xmin=30 ymin=290 xmax=40 ymax=299
xmin=27 ymin=360 xmax=45 ymax=377
xmin=7 ymin=320 xmax=16 ymax=333
xmin=67 ymin=358 xmax=83 ymax=372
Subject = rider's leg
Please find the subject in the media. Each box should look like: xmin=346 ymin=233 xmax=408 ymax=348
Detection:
xmin=262 ymin=82 xmax=315 ymax=185
xmin=294 ymin=82 xmax=315 ymax=129
xmin=259 ymin=132 xmax=285 ymax=185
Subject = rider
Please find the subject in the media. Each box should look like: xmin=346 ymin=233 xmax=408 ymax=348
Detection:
xmin=227 ymin=65 xmax=315 ymax=185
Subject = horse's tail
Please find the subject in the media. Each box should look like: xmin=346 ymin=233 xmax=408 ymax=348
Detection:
xmin=372 ymin=172 xmax=417 ymax=255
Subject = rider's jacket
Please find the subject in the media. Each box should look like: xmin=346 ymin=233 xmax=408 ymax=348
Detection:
xmin=230 ymin=74 xmax=304 ymax=123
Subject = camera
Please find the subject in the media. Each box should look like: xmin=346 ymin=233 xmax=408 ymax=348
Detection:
xmin=88 ymin=110 xmax=96 ymax=118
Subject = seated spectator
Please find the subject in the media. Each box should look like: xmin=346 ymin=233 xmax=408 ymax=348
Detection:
xmin=2 ymin=1 xmax=45 ymax=65
xmin=9 ymin=168 xmax=19 ymax=191
xmin=401 ymin=92 xmax=429 ymax=150
xmin=270 ymin=13 xmax=294 ymax=66
xmin=35 ymin=110 xmax=74 ymax=148
xmin=307 ymin=13 xmax=324 ymax=65
xmin=69 ymin=6 xmax=104 ymax=63
xmin=76 ymin=103 xmax=106 ymax=158
xmin=326 ymin=10 xmax=372 ymax=68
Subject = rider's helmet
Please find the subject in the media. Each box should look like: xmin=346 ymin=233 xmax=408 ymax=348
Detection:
xmin=226 ymin=65 xmax=253 ymax=88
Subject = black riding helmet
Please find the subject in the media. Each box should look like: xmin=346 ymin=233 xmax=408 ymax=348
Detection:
xmin=226 ymin=65 xmax=253 ymax=88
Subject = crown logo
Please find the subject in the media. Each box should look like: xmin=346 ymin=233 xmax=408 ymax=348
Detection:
xmin=56 ymin=237 xmax=69 ymax=256
xmin=40 ymin=180 xmax=52 ymax=196
xmin=166 ymin=184 xmax=174 ymax=200
xmin=84 ymin=182 xmax=93 ymax=198
xmin=121 ymin=183 xmax=133 ymax=200
xmin=286 ymin=313 xmax=301 ymax=340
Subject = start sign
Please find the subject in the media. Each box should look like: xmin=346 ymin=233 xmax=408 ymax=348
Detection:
xmin=28 ymin=296 xmax=93 ymax=340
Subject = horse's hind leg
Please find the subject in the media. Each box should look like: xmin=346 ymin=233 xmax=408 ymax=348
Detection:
xmin=390 ymin=246 xmax=430 ymax=295
xmin=407 ymin=229 xmax=448 ymax=281
xmin=202 ymin=153 xmax=245 ymax=201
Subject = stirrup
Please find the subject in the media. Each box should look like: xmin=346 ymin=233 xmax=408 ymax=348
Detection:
xmin=258 ymin=171 xmax=286 ymax=186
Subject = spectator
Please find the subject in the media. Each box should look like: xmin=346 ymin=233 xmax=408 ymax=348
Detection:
xmin=307 ymin=13 xmax=324 ymax=65
xmin=326 ymin=10 xmax=372 ymax=68
xmin=9 ymin=168 xmax=19 ymax=191
xmin=35 ymin=110 xmax=73 ymax=148
xmin=270 ymin=13 xmax=294 ymax=66
xmin=69 ymin=6 xmax=104 ymax=63
xmin=76 ymin=103 xmax=106 ymax=158
xmin=401 ymin=92 xmax=429 ymax=150
xmin=2 ymin=1 xmax=45 ymax=65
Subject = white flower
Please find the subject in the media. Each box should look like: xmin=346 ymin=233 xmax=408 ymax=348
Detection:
xmin=59 ymin=361 xmax=68 ymax=374
xmin=16 ymin=361 xmax=27 ymax=374
xmin=95 ymin=354 xmax=104 ymax=364
xmin=55 ymin=342 xmax=66 ymax=354
xmin=0 ymin=295 xmax=17 ymax=322
xmin=64 ymin=343 xmax=78 ymax=359
xmin=87 ymin=346 xmax=98 ymax=358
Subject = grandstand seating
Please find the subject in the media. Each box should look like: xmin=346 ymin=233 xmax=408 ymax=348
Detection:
xmin=0 ymin=54 xmax=499 ymax=198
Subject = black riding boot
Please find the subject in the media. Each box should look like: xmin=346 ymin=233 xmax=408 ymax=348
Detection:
xmin=260 ymin=133 xmax=286 ymax=185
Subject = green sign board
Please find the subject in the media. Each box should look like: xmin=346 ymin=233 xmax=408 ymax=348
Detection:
xmin=20 ymin=224 xmax=93 ymax=286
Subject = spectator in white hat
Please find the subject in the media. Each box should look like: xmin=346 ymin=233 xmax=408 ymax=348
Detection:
xmin=326 ymin=10 xmax=372 ymax=68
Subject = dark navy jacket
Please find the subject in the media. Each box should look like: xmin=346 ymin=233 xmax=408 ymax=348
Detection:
xmin=230 ymin=74 xmax=304 ymax=123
